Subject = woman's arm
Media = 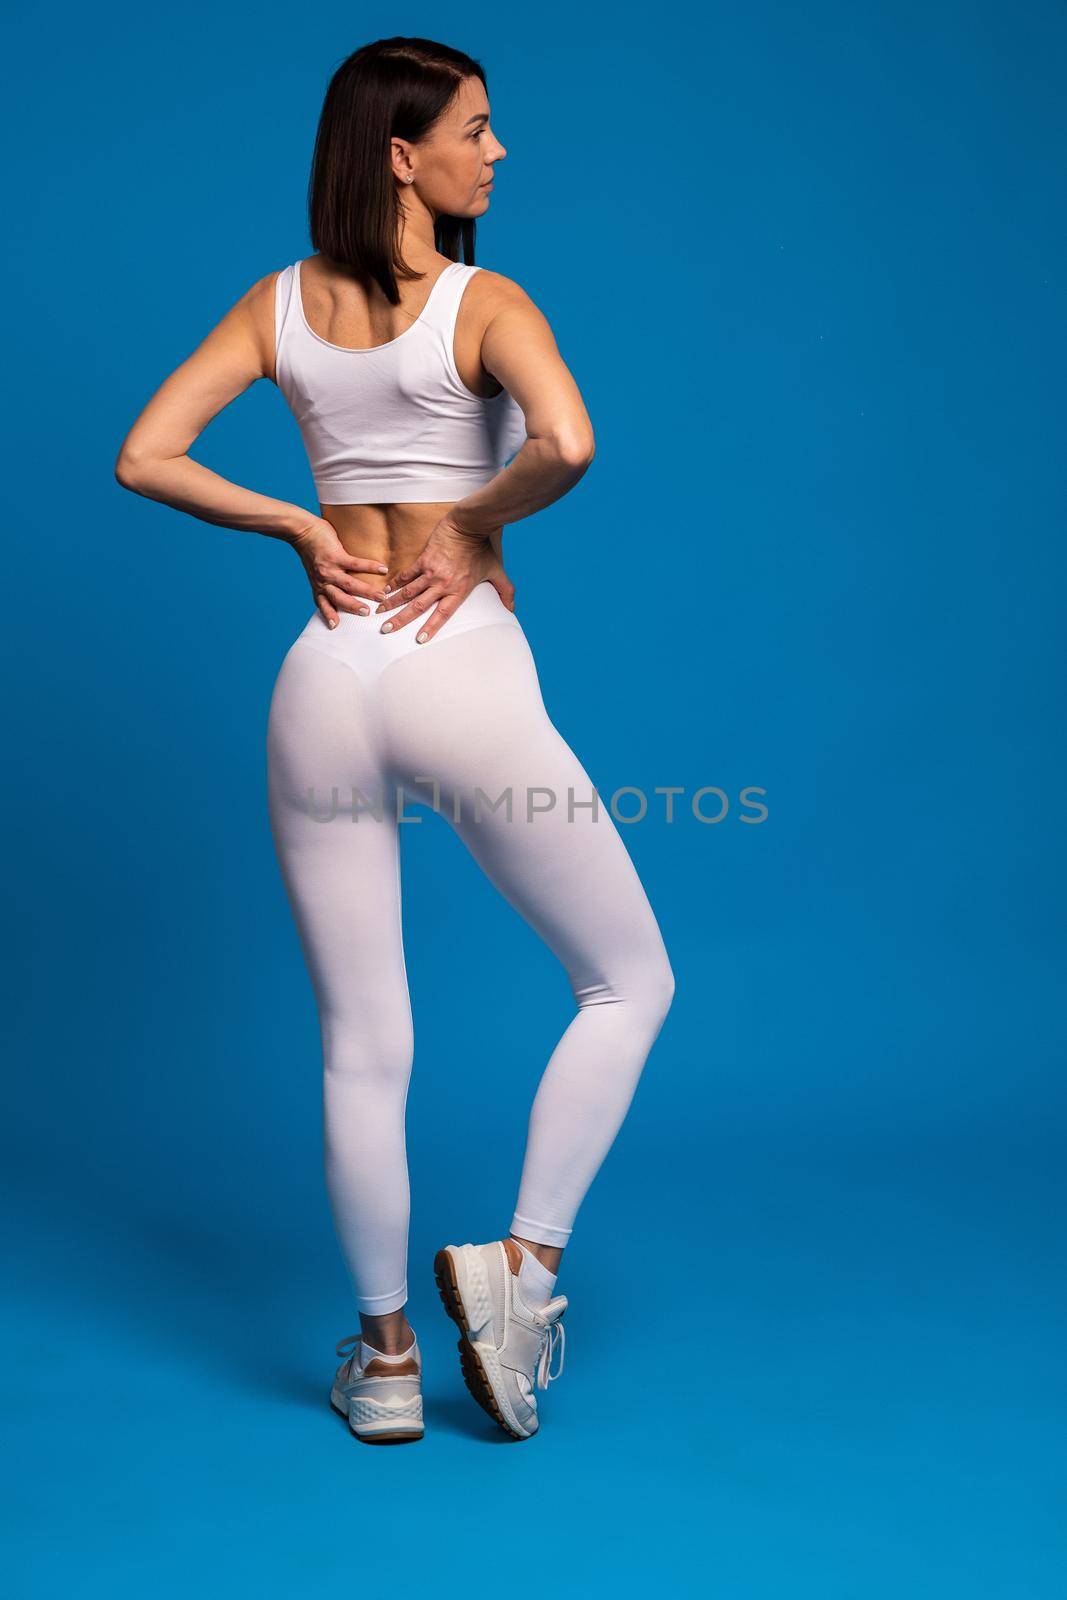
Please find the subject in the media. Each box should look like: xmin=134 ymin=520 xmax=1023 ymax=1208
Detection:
xmin=443 ymin=272 xmax=596 ymax=539
xmin=115 ymin=272 xmax=305 ymax=537
xmin=114 ymin=273 xmax=391 ymax=621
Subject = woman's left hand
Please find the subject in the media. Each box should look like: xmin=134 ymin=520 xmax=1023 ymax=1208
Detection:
xmin=377 ymin=514 xmax=517 ymax=642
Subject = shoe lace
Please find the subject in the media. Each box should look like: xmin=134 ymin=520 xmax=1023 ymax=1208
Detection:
xmin=535 ymin=1318 xmax=566 ymax=1389
xmin=335 ymin=1333 xmax=360 ymax=1369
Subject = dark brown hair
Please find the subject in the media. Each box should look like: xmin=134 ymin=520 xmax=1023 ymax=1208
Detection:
xmin=308 ymin=36 xmax=487 ymax=304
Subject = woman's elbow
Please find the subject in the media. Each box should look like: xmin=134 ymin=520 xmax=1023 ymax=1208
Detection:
xmin=114 ymin=446 xmax=150 ymax=492
xmin=552 ymin=425 xmax=596 ymax=470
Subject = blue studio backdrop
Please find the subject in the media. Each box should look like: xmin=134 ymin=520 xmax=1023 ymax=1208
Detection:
xmin=2 ymin=2 xmax=1064 ymax=1595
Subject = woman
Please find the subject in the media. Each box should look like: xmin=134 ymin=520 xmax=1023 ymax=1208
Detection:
xmin=115 ymin=36 xmax=674 ymax=1445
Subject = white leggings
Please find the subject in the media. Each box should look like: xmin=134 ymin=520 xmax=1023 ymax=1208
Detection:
xmin=266 ymin=580 xmax=674 ymax=1315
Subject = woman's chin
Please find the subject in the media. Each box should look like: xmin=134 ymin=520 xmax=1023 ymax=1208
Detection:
xmin=452 ymin=201 xmax=487 ymax=220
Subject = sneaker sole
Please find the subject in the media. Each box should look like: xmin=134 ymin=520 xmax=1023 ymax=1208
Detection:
xmin=432 ymin=1246 xmax=533 ymax=1442
xmin=329 ymin=1387 xmax=424 ymax=1444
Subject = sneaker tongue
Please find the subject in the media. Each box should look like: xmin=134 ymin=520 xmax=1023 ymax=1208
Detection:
xmin=540 ymin=1293 xmax=568 ymax=1321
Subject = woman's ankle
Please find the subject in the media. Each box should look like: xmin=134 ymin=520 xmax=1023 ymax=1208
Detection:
xmin=359 ymin=1310 xmax=415 ymax=1355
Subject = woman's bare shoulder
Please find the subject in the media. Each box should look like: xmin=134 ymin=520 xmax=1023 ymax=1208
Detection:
xmin=469 ymin=266 xmax=537 ymax=308
xmin=466 ymin=268 xmax=557 ymax=343
xmin=228 ymin=267 xmax=288 ymax=384
xmin=245 ymin=266 xmax=288 ymax=309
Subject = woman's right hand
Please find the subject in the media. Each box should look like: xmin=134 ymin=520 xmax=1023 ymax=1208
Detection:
xmin=289 ymin=514 xmax=390 ymax=629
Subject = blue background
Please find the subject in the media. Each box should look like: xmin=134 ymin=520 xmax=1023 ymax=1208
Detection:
xmin=3 ymin=0 xmax=1064 ymax=1594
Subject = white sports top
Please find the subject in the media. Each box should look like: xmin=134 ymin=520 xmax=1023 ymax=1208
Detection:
xmin=274 ymin=258 xmax=528 ymax=505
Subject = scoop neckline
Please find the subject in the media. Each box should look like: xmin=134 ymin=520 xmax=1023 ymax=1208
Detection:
xmin=293 ymin=258 xmax=462 ymax=354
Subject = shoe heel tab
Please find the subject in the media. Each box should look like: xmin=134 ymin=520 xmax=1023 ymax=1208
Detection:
xmin=502 ymin=1237 xmax=524 ymax=1275
xmin=363 ymin=1354 xmax=420 ymax=1377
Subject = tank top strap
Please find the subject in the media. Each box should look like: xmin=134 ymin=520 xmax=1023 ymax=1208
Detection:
xmin=420 ymin=261 xmax=480 ymax=338
xmin=274 ymin=263 xmax=299 ymax=381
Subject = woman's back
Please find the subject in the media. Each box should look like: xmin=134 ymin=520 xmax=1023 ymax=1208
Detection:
xmin=272 ymin=253 xmax=527 ymax=555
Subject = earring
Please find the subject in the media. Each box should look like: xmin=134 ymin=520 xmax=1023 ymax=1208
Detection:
xmin=405 ymin=174 xmax=414 ymax=183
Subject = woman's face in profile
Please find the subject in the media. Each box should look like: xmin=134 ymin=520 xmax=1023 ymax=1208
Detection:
xmin=402 ymin=73 xmax=506 ymax=219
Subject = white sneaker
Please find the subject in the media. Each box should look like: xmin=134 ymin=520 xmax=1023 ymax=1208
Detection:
xmin=433 ymin=1238 xmax=567 ymax=1440
xmin=329 ymin=1334 xmax=425 ymax=1443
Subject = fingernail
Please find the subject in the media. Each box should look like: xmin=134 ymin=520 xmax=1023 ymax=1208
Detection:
xmin=381 ymin=622 xmax=393 ymax=633
xmin=378 ymin=564 xmax=388 ymax=573
xmin=416 ymin=631 xmax=428 ymax=644
xmin=329 ymin=618 xmax=337 ymax=629
xmin=359 ymin=607 xmax=369 ymax=616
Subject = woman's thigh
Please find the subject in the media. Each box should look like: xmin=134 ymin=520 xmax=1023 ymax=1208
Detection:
xmin=378 ymin=621 xmax=672 ymax=998
xmin=267 ymin=640 xmax=411 ymax=1041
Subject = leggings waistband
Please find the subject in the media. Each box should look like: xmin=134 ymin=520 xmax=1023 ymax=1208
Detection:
xmin=291 ymin=578 xmax=524 ymax=687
